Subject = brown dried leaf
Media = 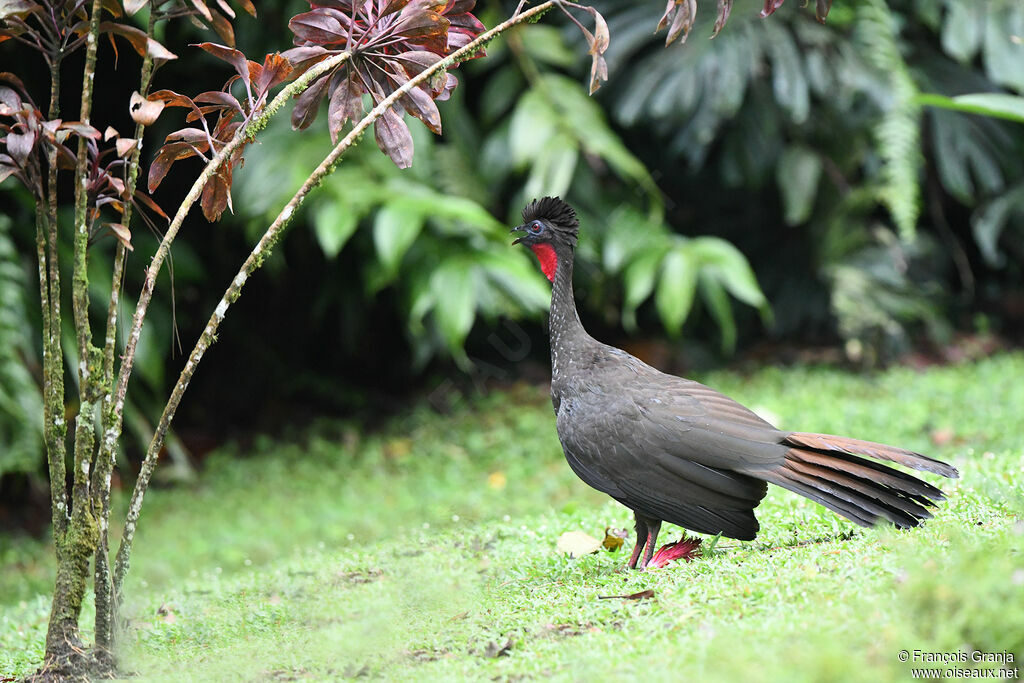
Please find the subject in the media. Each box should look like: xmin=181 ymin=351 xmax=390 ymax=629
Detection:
xmin=760 ymin=0 xmax=785 ymax=18
xmin=129 ymin=91 xmax=165 ymax=125
xmin=234 ymin=0 xmax=255 ymax=17
xmin=666 ymin=0 xmax=696 ymax=45
xmin=599 ymin=590 xmax=655 ymax=601
xmin=374 ymin=106 xmax=414 ymax=169
xmin=215 ymin=0 xmax=234 ymax=19
xmin=712 ymin=0 xmax=733 ymax=38
xmin=134 ymin=189 xmax=168 ymax=220
xmin=107 ymin=223 xmax=134 ymax=251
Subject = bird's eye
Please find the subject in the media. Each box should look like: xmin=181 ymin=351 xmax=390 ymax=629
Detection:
xmin=529 ymin=221 xmax=542 ymax=233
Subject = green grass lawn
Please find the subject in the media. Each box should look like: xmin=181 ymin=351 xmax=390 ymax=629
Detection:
xmin=2 ymin=353 xmax=1023 ymax=680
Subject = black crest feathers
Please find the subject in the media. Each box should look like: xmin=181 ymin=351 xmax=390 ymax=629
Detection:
xmin=522 ymin=196 xmax=579 ymax=246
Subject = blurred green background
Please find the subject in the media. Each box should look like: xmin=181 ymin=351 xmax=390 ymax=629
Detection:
xmin=1 ymin=0 xmax=1023 ymax=513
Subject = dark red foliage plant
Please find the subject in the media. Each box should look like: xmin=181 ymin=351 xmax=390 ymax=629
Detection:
xmin=283 ymin=0 xmax=486 ymax=168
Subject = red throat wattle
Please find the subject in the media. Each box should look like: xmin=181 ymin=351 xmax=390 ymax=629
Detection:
xmin=529 ymin=243 xmax=558 ymax=282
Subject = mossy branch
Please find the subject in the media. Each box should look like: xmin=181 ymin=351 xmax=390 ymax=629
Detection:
xmin=111 ymin=0 xmax=557 ymax=598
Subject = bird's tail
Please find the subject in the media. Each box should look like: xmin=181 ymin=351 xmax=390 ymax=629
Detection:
xmin=762 ymin=432 xmax=959 ymax=528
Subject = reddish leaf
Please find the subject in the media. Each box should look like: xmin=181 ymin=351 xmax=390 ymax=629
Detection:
xmin=98 ymin=0 xmax=121 ymax=18
xmin=234 ymin=0 xmax=255 ymax=17
xmin=193 ymin=90 xmax=243 ymax=114
xmin=134 ymin=189 xmax=168 ymax=220
xmin=327 ymin=75 xmax=364 ymax=143
xmin=0 ymin=162 xmax=16 ymax=184
xmin=281 ymin=45 xmax=331 ymax=72
xmin=100 ymin=22 xmax=177 ymax=60
xmin=6 ymin=129 xmax=34 ymax=165
xmin=106 ymin=223 xmax=134 ymax=251
xmin=195 ymin=42 xmax=250 ymax=86
xmin=393 ymin=9 xmax=450 ymax=41
xmin=208 ymin=9 xmax=235 ymax=47
xmin=761 ymin=0 xmax=785 ymax=18
xmin=815 ymin=0 xmax=832 ymax=23
xmin=291 ymin=73 xmax=331 ymax=130
xmin=389 ymin=50 xmax=443 ymax=77
xmin=289 ymin=9 xmax=351 ymax=45
xmin=200 ymin=165 xmax=232 ymax=221
xmin=255 ymin=53 xmax=292 ymax=95
xmin=380 ymin=0 xmax=411 ymax=16
xmin=165 ymin=127 xmax=212 ymax=151
xmin=374 ymin=106 xmax=414 ymax=169
xmin=401 ymin=84 xmax=441 ymax=135
xmin=148 ymin=141 xmax=202 ymax=192
xmin=712 ymin=0 xmax=734 ymax=38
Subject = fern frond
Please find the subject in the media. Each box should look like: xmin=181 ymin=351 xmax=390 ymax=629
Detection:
xmin=857 ymin=0 xmax=923 ymax=241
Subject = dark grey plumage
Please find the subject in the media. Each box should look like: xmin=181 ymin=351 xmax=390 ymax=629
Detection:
xmin=512 ymin=196 xmax=959 ymax=570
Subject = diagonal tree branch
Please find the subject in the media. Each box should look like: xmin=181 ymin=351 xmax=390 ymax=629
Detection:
xmin=111 ymin=0 xmax=557 ymax=597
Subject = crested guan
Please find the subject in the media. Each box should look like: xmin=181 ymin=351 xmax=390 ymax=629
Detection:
xmin=512 ymin=196 xmax=959 ymax=570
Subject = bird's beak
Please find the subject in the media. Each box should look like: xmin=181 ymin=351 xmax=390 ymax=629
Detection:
xmin=510 ymin=224 xmax=526 ymax=246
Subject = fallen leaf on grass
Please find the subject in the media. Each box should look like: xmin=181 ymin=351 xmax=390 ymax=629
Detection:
xmin=557 ymin=530 xmax=602 ymax=558
xmin=602 ymin=526 xmax=629 ymax=552
xmin=483 ymin=638 xmax=513 ymax=658
xmin=599 ymin=589 xmax=655 ymax=601
xmin=156 ymin=603 xmax=176 ymax=624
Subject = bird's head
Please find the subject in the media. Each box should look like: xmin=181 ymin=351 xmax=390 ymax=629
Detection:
xmin=511 ymin=196 xmax=579 ymax=282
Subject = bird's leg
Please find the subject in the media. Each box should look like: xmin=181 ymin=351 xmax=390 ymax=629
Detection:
xmin=640 ymin=519 xmax=662 ymax=570
xmin=627 ymin=515 xmax=648 ymax=569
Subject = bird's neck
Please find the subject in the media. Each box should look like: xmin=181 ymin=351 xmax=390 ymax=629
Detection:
xmin=544 ymin=244 xmax=587 ymax=369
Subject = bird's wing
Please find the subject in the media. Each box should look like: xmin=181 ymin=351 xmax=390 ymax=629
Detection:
xmin=555 ymin=377 xmax=770 ymax=539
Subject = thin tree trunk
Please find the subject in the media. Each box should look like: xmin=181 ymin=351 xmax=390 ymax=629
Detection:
xmin=92 ymin=8 xmax=159 ymax=657
xmin=44 ymin=0 xmax=104 ymax=668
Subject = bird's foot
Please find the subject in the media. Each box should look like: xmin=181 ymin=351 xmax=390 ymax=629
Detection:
xmin=643 ymin=535 xmax=702 ymax=570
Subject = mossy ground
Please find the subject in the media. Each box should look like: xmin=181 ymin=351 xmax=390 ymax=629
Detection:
xmin=2 ymin=353 xmax=1022 ymax=680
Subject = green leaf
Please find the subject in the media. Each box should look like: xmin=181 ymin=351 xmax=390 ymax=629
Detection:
xmin=373 ymin=202 xmax=425 ymax=277
xmin=916 ymin=92 xmax=1024 ymax=125
xmin=655 ymin=246 xmax=697 ymax=335
xmin=972 ymin=183 xmax=1024 ymax=266
xmin=940 ymin=0 xmax=983 ymax=62
xmin=509 ymin=90 xmax=557 ymax=167
xmin=621 ymin=247 xmax=664 ymax=331
xmin=690 ymin=237 xmax=767 ymax=308
xmin=699 ymin=273 xmax=737 ymax=355
xmin=312 ymin=200 xmax=359 ymax=258
xmin=430 ymin=259 xmax=476 ymax=360
xmin=524 ymin=136 xmax=578 ymax=200
xmin=777 ymin=146 xmax=822 ymax=225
